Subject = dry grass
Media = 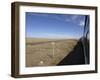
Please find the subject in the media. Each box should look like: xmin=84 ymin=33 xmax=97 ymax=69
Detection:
xmin=26 ymin=38 xmax=78 ymax=67
xmin=26 ymin=38 xmax=56 ymax=44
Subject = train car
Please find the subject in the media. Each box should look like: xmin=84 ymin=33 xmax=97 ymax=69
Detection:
xmin=58 ymin=15 xmax=90 ymax=65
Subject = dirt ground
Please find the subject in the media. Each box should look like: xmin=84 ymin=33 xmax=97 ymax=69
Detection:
xmin=26 ymin=38 xmax=78 ymax=67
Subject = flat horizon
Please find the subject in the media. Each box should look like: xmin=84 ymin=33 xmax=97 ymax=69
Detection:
xmin=26 ymin=37 xmax=79 ymax=40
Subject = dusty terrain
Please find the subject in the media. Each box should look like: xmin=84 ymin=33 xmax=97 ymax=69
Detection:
xmin=26 ymin=38 xmax=78 ymax=67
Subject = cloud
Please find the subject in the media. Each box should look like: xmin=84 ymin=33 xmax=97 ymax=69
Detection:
xmin=71 ymin=15 xmax=79 ymax=20
xmin=79 ymin=20 xmax=85 ymax=26
xmin=65 ymin=15 xmax=80 ymax=22
xmin=65 ymin=18 xmax=71 ymax=22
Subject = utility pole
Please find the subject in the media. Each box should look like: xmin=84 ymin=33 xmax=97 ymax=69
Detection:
xmin=51 ymin=42 xmax=55 ymax=58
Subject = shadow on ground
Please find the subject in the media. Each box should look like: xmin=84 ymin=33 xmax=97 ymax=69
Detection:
xmin=57 ymin=38 xmax=89 ymax=65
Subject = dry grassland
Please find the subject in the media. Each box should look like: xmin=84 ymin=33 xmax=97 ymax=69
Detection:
xmin=26 ymin=38 xmax=78 ymax=67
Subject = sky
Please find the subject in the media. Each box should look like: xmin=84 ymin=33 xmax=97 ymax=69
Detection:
xmin=26 ymin=12 xmax=87 ymax=39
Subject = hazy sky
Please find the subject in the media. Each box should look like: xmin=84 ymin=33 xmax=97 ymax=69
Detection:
xmin=26 ymin=12 xmax=87 ymax=39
